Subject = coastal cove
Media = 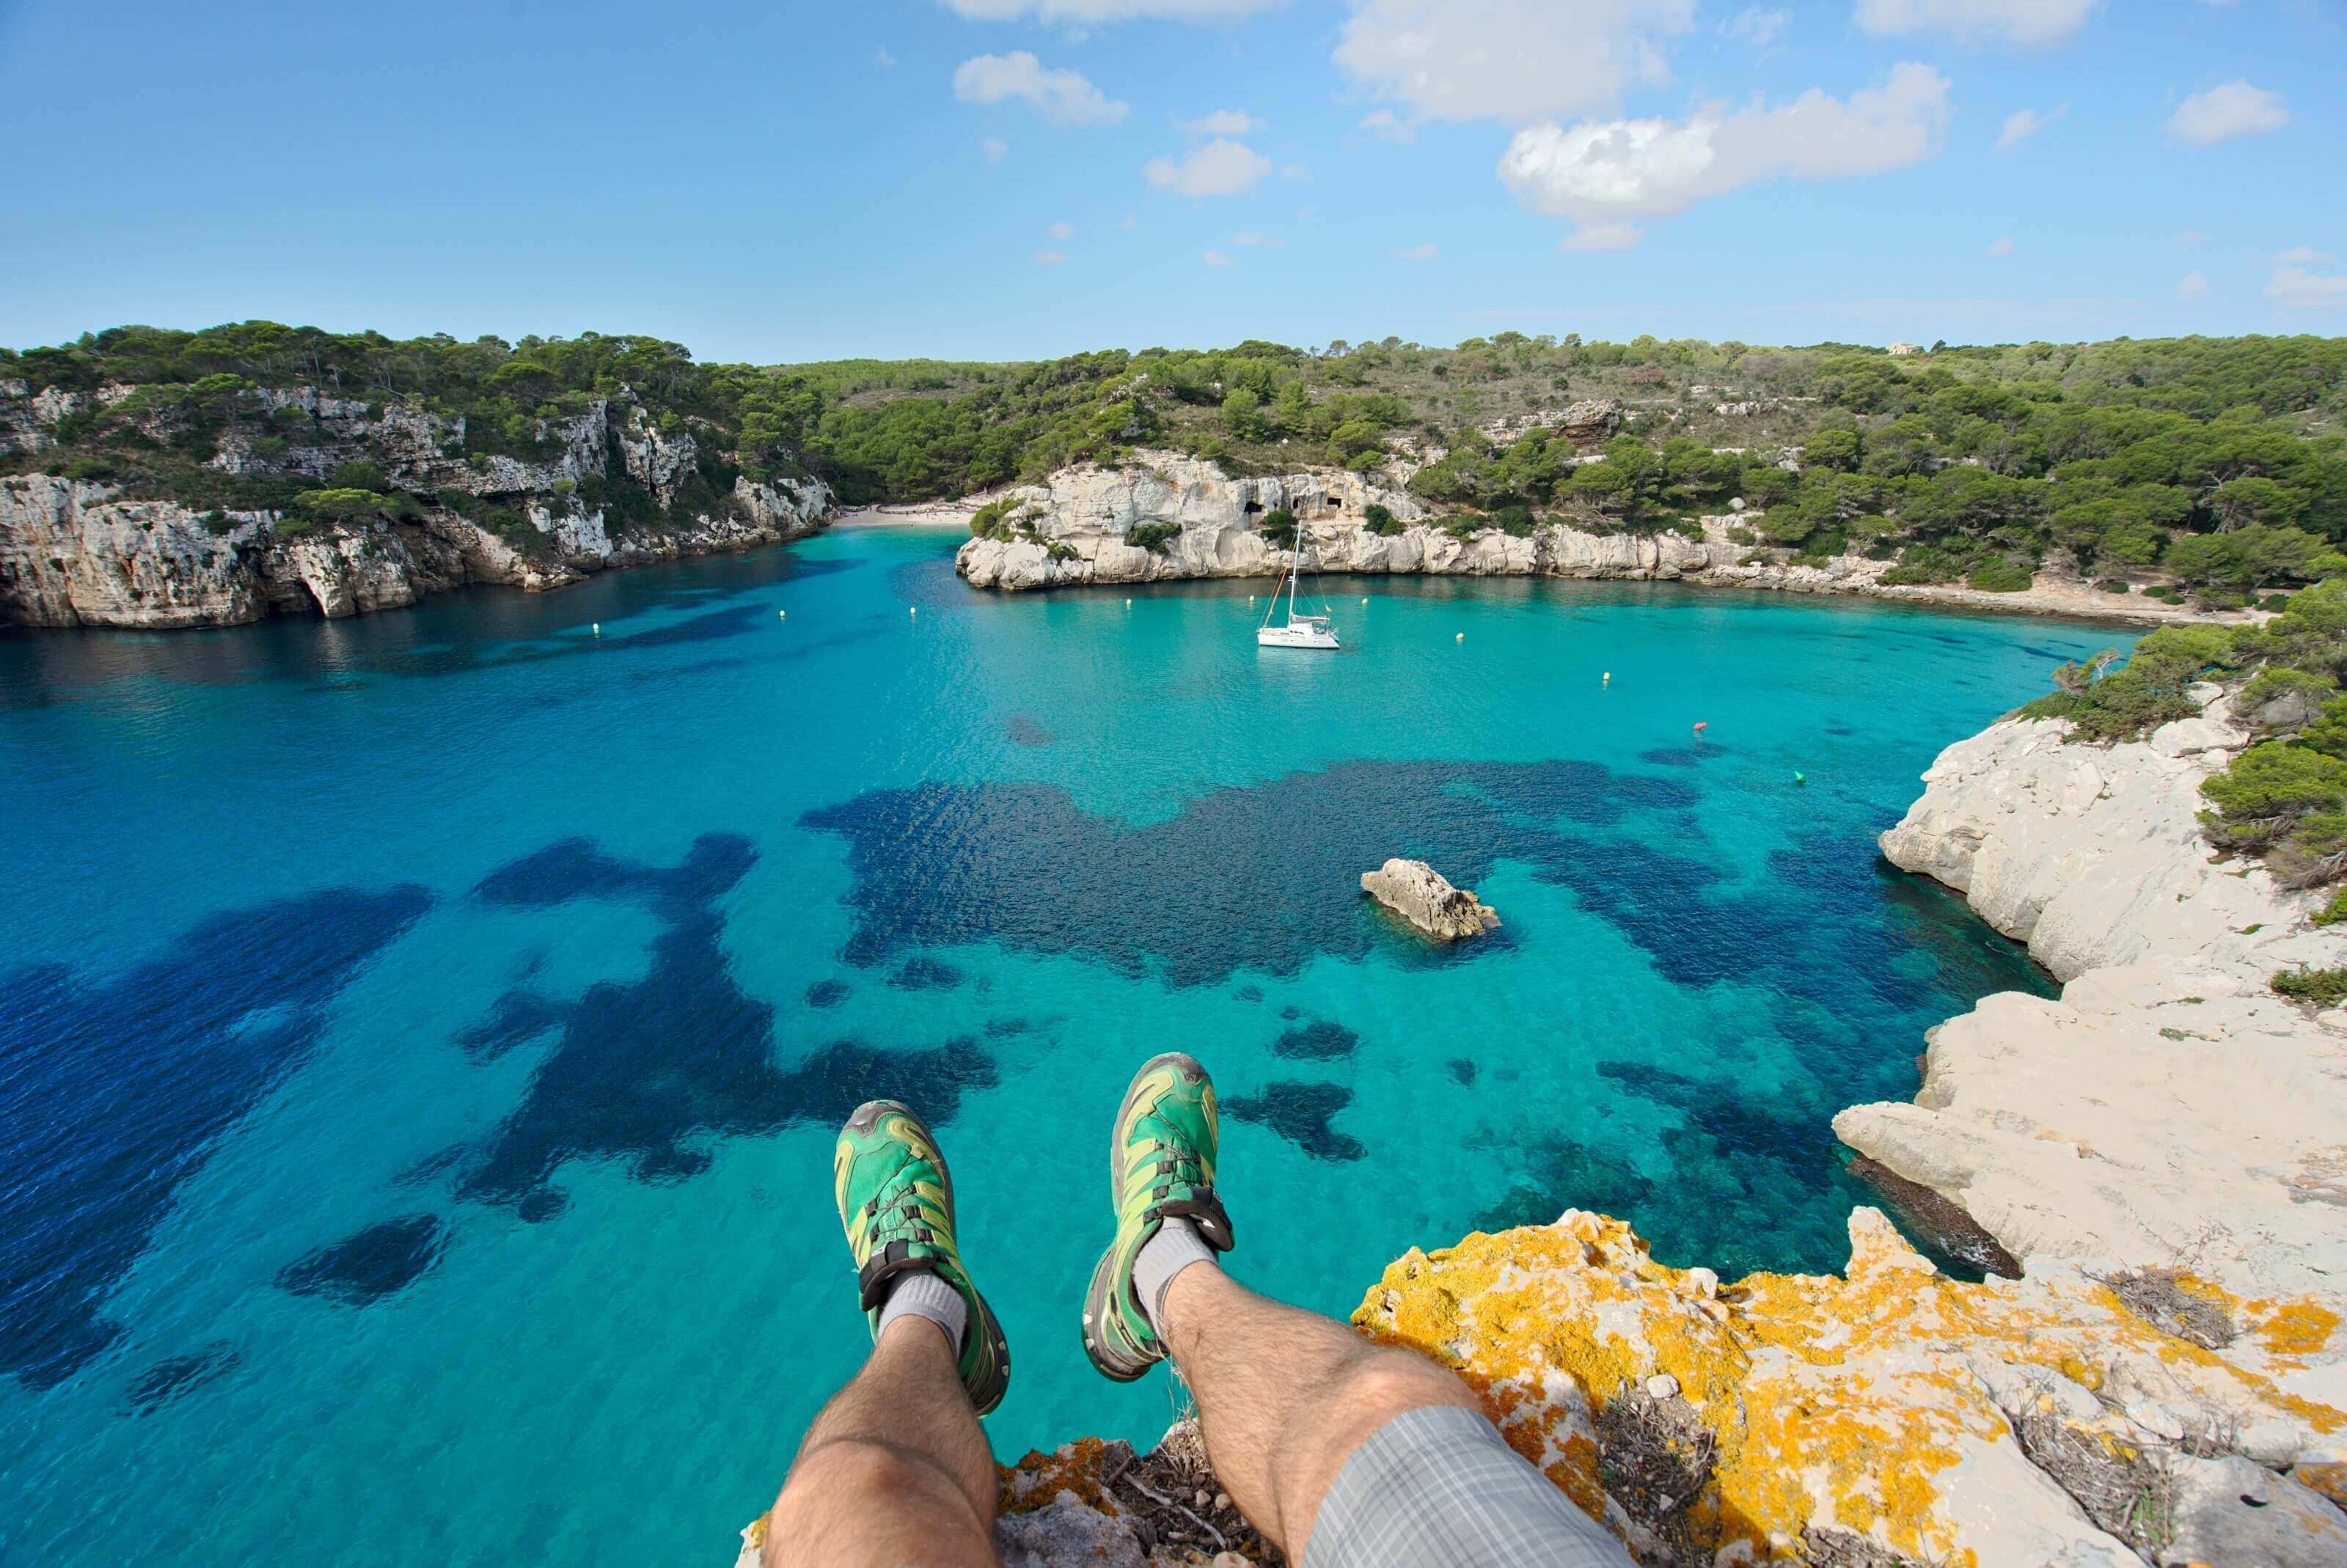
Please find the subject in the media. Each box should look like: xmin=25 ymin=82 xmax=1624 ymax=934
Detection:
xmin=0 ymin=524 xmax=2117 ymax=1566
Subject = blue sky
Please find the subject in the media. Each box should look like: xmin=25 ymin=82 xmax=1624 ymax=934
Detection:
xmin=1 ymin=0 xmax=2340 ymax=362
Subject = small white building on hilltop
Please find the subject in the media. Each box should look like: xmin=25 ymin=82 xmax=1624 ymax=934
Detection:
xmin=1887 ymin=342 xmax=1923 ymax=356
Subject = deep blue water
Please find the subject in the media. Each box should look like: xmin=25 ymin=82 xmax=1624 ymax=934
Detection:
xmin=0 ymin=527 xmax=2109 ymax=1565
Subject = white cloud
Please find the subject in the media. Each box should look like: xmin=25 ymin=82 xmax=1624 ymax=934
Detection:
xmin=945 ymin=0 xmax=1281 ymax=18
xmin=2175 ymin=229 xmax=2208 ymax=245
xmin=2267 ymin=265 xmax=2347 ymax=310
xmin=981 ymin=136 xmax=1009 ymax=163
xmin=1335 ymin=0 xmax=1697 ymax=126
xmin=1499 ymin=63 xmax=1952 ymax=248
xmin=1563 ymin=222 xmax=1641 ymax=251
xmin=1360 ymin=109 xmax=1416 ymax=142
xmin=1280 ymin=162 xmax=1311 ymax=180
xmin=2177 ymin=270 xmax=2208 ymax=298
xmin=1035 ymin=249 xmax=1069 ymax=264
xmin=1048 ymin=221 xmax=1076 ymax=239
xmin=1146 ymin=138 xmax=1273 ymax=196
xmin=1996 ymin=102 xmax=2065 ymax=150
xmin=1396 ymin=242 xmax=1440 ymax=260
xmin=1203 ymin=249 xmax=1234 ymax=265
xmin=877 ymin=47 xmax=898 ymax=67
xmin=1985 ymin=235 xmax=2013 ymax=257
xmin=1181 ymin=109 xmax=1264 ymax=135
xmin=1855 ymin=0 xmax=2098 ymax=46
xmin=1234 ymin=230 xmax=1275 ymax=245
xmin=1722 ymin=7 xmax=1790 ymax=46
xmin=2167 ymin=81 xmax=2287 ymax=145
xmin=2273 ymin=246 xmax=2333 ymax=265
xmin=953 ymin=53 xmax=1129 ymax=127
xmin=1119 ymin=210 xmax=1140 ymax=229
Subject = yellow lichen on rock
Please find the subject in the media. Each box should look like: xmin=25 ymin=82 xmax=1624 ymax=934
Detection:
xmin=1351 ymin=1207 xmax=2347 ymax=1566
xmin=999 ymin=1436 xmax=1121 ymax=1516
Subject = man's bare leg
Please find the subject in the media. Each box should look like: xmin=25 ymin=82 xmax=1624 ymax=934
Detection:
xmin=1157 ymin=1262 xmax=1483 ymax=1563
xmin=766 ymin=1315 xmax=999 ymax=1568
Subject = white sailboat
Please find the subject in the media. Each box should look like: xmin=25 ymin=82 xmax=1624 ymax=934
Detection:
xmin=1256 ymin=525 xmax=1340 ymax=650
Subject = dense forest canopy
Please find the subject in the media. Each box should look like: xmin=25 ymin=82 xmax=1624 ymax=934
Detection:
xmin=5 ymin=323 xmax=2344 ymax=606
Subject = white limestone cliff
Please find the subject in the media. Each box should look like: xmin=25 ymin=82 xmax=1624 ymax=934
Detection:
xmin=1842 ymin=695 xmax=2347 ymax=1313
xmin=0 ymin=472 xmax=832 ymax=630
xmin=951 ymin=453 xmax=2214 ymax=624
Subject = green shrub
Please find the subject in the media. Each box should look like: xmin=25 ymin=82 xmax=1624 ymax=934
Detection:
xmin=968 ymin=499 xmax=1012 ymax=540
xmin=1362 ymin=502 xmax=1402 ymax=535
xmin=1495 ymin=504 xmax=1537 ymax=537
xmin=64 ymin=457 xmax=115 ymax=482
xmin=1966 ymin=555 xmax=2034 ymax=593
xmin=2273 ymin=967 xmax=2347 ymax=1007
xmin=200 ymin=509 xmax=233 ymax=535
xmin=2313 ymin=887 xmax=2347 ymax=927
xmin=1441 ymin=513 xmax=1479 ymax=540
xmin=329 ymin=458 xmax=386 ymax=491
xmin=2200 ymin=741 xmax=2347 ymax=842
xmin=1124 ymin=521 xmax=1179 ymax=554
xmin=1259 ymin=508 xmax=1299 ymax=547
xmin=2095 ymin=579 xmax=2131 ymax=594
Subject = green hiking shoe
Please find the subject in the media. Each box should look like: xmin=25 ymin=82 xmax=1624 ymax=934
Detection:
xmin=1082 ymin=1052 xmax=1235 ymax=1382
xmin=834 ymin=1099 xmax=1011 ymax=1416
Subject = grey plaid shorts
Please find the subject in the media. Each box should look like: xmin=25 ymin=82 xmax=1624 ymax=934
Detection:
xmin=1303 ymin=1406 xmax=1632 ymax=1568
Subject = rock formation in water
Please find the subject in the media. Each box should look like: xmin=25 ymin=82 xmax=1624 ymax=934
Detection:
xmin=949 ymin=453 xmax=2207 ymax=624
xmin=0 ymin=383 xmax=832 ymax=629
xmin=1360 ymin=858 xmax=1500 ymax=940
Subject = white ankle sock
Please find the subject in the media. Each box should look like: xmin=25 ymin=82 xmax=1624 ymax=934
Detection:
xmin=876 ymin=1270 xmax=966 ymax=1352
xmin=1132 ymin=1216 xmax=1219 ymax=1329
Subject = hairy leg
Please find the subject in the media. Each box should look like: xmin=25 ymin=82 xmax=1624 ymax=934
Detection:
xmin=767 ymin=1316 xmax=1000 ymax=1568
xmin=1160 ymin=1263 xmax=1484 ymax=1563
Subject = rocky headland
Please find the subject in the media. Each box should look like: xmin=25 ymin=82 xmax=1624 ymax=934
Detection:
xmin=951 ymin=453 xmax=2221 ymax=627
xmin=741 ymin=689 xmax=2347 ymax=1567
xmin=0 ymin=382 xmax=832 ymax=629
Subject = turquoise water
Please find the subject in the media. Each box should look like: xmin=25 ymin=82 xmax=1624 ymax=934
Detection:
xmin=0 ymin=527 xmax=2108 ymax=1566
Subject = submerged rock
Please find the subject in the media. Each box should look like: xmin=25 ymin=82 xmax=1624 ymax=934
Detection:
xmin=1360 ymin=857 xmax=1500 ymax=940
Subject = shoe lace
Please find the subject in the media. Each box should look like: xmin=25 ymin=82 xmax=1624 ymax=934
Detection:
xmin=1142 ymin=1139 xmax=1204 ymax=1193
xmin=865 ymin=1159 xmax=942 ymax=1250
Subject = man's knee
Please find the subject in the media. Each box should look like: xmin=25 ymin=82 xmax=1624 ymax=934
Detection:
xmin=1332 ymin=1347 xmax=1484 ymax=1431
xmin=771 ymin=1437 xmax=993 ymax=1565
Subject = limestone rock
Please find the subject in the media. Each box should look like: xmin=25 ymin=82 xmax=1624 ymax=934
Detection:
xmin=0 ymin=392 xmax=835 ymax=631
xmin=995 ymin=1493 xmax=1146 ymax=1568
xmin=1855 ymin=700 xmax=2347 ymax=1305
xmin=1352 ymin=1208 xmax=2343 ymax=1568
xmin=1555 ymin=398 xmax=1624 ymax=444
xmin=1361 ymin=858 xmax=1501 ymax=939
xmin=951 ymin=454 xmax=2216 ymax=627
xmin=2161 ymin=1451 xmax=2347 ymax=1567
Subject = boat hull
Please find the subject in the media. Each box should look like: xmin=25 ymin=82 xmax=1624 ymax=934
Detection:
xmin=1256 ymin=626 xmax=1340 ymax=650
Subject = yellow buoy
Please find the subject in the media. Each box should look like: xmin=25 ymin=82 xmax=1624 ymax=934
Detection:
xmin=1361 ymin=596 xmax=1369 ymax=604
xmin=777 ymin=610 xmax=786 ymax=620
xmin=909 ymin=607 xmax=918 ymax=616
xmin=591 ymin=623 xmax=601 ymax=636
xmin=1126 ymin=598 xmax=1132 ymax=607
xmin=1456 ymin=632 xmax=1465 ymax=642
xmin=1603 ymin=670 xmax=1611 ymax=683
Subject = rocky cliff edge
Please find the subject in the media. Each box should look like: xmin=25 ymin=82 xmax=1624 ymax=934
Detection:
xmin=951 ymin=453 xmax=2209 ymax=624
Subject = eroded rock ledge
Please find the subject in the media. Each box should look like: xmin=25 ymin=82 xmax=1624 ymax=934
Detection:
xmin=1845 ymin=693 xmax=2347 ymax=1305
xmin=951 ymin=453 xmax=2208 ymax=626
